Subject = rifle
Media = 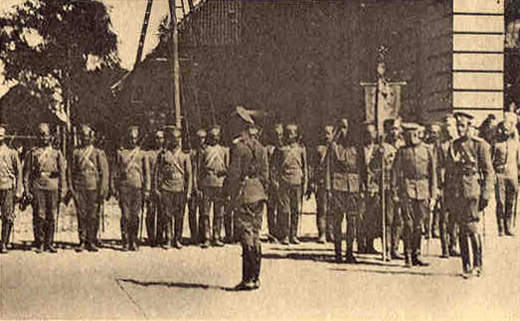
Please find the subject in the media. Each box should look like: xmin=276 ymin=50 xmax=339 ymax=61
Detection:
xmin=56 ymin=194 xmax=61 ymax=248
xmin=139 ymin=198 xmax=146 ymax=244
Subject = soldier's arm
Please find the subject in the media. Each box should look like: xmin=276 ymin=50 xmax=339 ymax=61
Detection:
xmin=301 ymin=146 xmax=308 ymax=193
xmin=358 ymin=146 xmax=368 ymax=194
xmin=270 ymin=147 xmax=281 ymax=187
xmin=152 ymin=152 xmax=160 ymax=195
xmin=478 ymin=140 xmax=495 ymax=200
xmin=428 ymin=146 xmax=438 ymax=200
xmin=58 ymin=151 xmax=68 ymax=198
xmin=111 ymin=151 xmax=120 ymax=194
xmin=260 ymin=145 xmax=269 ymax=190
xmin=391 ymin=149 xmax=401 ymax=199
xmin=227 ymin=144 xmax=243 ymax=200
xmin=143 ymin=153 xmax=151 ymax=193
xmin=22 ymin=150 xmax=32 ymax=197
xmin=185 ymin=154 xmax=192 ymax=198
xmin=98 ymin=150 xmax=110 ymax=198
xmin=13 ymin=151 xmax=23 ymax=198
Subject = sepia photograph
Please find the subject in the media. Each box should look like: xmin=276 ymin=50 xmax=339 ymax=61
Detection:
xmin=0 ymin=0 xmax=519 ymax=319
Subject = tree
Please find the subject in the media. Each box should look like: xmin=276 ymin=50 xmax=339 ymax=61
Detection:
xmin=0 ymin=0 xmax=121 ymax=130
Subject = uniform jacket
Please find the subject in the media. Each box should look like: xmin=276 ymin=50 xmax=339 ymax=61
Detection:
xmin=330 ymin=142 xmax=366 ymax=193
xmin=0 ymin=144 xmax=22 ymax=193
xmin=226 ymin=136 xmax=268 ymax=205
xmin=446 ymin=136 xmax=494 ymax=200
xmin=392 ymin=142 xmax=437 ymax=200
xmin=271 ymin=143 xmax=308 ymax=187
xmin=199 ymin=144 xmax=229 ymax=188
xmin=23 ymin=145 xmax=67 ymax=192
xmin=70 ymin=145 xmax=109 ymax=193
xmin=113 ymin=147 xmax=150 ymax=191
xmin=154 ymin=147 xmax=192 ymax=193
xmin=310 ymin=143 xmax=331 ymax=190
xmin=491 ymin=138 xmax=520 ymax=179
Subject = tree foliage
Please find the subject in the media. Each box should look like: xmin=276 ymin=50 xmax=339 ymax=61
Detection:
xmin=0 ymin=0 xmax=121 ymax=126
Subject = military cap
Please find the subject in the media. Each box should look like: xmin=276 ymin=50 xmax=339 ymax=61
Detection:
xmin=232 ymin=106 xmax=255 ymax=125
xmin=401 ymin=122 xmax=421 ymax=131
xmin=454 ymin=112 xmax=474 ymax=122
xmin=383 ymin=118 xmax=401 ymax=131
xmin=196 ymin=129 xmax=207 ymax=138
xmin=208 ymin=125 xmax=222 ymax=135
xmin=248 ymin=125 xmax=260 ymax=135
xmin=429 ymin=123 xmax=441 ymax=132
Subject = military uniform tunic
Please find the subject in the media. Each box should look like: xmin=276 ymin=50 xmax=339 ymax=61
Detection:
xmin=146 ymin=148 xmax=164 ymax=245
xmin=0 ymin=145 xmax=22 ymax=252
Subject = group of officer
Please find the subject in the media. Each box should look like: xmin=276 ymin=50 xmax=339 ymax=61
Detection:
xmin=0 ymin=106 xmax=515 ymax=285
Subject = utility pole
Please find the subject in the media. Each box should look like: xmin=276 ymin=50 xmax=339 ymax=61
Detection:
xmin=168 ymin=0 xmax=182 ymax=128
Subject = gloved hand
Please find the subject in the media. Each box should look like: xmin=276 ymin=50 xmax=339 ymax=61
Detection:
xmin=478 ymin=197 xmax=489 ymax=212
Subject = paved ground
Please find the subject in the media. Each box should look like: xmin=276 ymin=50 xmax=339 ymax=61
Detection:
xmin=1 ymin=198 xmax=520 ymax=320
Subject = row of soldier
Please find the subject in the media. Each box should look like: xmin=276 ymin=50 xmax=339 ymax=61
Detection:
xmin=0 ymin=110 xmax=504 ymax=279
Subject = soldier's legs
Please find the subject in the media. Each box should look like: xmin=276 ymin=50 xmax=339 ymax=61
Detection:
xmin=223 ymin=202 xmax=234 ymax=243
xmin=504 ymin=178 xmax=517 ymax=236
xmin=439 ymin=198 xmax=450 ymax=257
xmin=160 ymin=191 xmax=174 ymax=247
xmin=0 ymin=190 xmax=15 ymax=253
xmin=316 ymin=188 xmax=327 ymax=243
xmin=120 ymin=187 xmax=141 ymax=250
xmin=384 ymin=191 xmax=394 ymax=258
xmin=200 ymin=188 xmax=213 ymax=247
xmin=173 ymin=192 xmax=186 ymax=248
xmin=33 ymin=190 xmax=47 ymax=251
xmin=74 ymin=190 xmax=90 ymax=248
xmin=458 ymin=198 xmax=479 ymax=273
xmin=44 ymin=190 xmax=58 ymax=252
xmin=235 ymin=201 xmax=264 ymax=288
xmin=331 ymin=191 xmax=345 ymax=262
xmin=364 ymin=196 xmax=379 ymax=253
xmin=187 ymin=196 xmax=199 ymax=244
xmin=86 ymin=191 xmax=100 ymax=249
xmin=495 ymin=178 xmax=506 ymax=235
xmin=118 ymin=191 xmax=130 ymax=249
xmin=290 ymin=185 xmax=302 ymax=243
xmin=391 ymin=205 xmax=403 ymax=258
xmin=401 ymin=198 xmax=413 ymax=265
xmin=212 ymin=188 xmax=225 ymax=246
xmin=411 ymin=200 xmax=428 ymax=263
xmin=277 ymin=183 xmax=291 ymax=243
xmin=266 ymin=189 xmax=278 ymax=240
xmin=146 ymin=199 xmax=157 ymax=245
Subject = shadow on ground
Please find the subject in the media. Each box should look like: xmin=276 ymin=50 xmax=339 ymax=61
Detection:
xmin=117 ymin=278 xmax=232 ymax=291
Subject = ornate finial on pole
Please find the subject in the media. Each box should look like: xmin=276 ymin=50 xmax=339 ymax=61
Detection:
xmin=377 ymin=45 xmax=388 ymax=78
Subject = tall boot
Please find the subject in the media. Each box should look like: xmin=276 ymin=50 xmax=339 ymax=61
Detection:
xmin=345 ymin=217 xmax=357 ymax=263
xmin=497 ymin=209 xmax=504 ymax=236
xmin=199 ymin=216 xmax=210 ymax=248
xmin=6 ymin=222 xmax=13 ymax=250
xmin=334 ymin=240 xmax=342 ymax=263
xmin=45 ymin=219 xmax=57 ymax=253
xmin=162 ymin=217 xmax=172 ymax=249
xmin=224 ymin=213 xmax=233 ymax=243
xmin=317 ymin=215 xmax=326 ymax=244
xmin=173 ymin=216 xmax=184 ymax=249
xmin=188 ymin=205 xmax=198 ymax=245
xmin=213 ymin=216 xmax=224 ymax=247
xmin=326 ymin=214 xmax=334 ymax=242
xmin=0 ymin=222 xmax=7 ymax=253
xmin=120 ymin=217 xmax=128 ymax=249
xmin=234 ymin=249 xmax=255 ymax=291
xmin=290 ymin=213 xmax=300 ymax=244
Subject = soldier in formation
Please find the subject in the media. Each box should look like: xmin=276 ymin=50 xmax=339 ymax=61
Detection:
xmin=112 ymin=125 xmax=150 ymax=251
xmin=146 ymin=129 xmax=165 ymax=247
xmin=491 ymin=115 xmax=520 ymax=237
xmin=0 ymin=124 xmax=23 ymax=254
xmin=69 ymin=124 xmax=109 ymax=252
xmin=188 ymin=129 xmax=207 ymax=245
xmin=24 ymin=123 xmax=67 ymax=253
xmin=264 ymin=123 xmax=284 ymax=243
xmin=154 ymin=126 xmax=192 ymax=249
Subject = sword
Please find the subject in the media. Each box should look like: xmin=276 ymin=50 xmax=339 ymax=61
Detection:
xmin=56 ymin=197 xmax=61 ymax=248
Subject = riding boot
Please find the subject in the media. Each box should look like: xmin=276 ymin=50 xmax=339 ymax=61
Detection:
xmin=334 ymin=240 xmax=342 ymax=263
xmin=0 ymin=223 xmax=7 ymax=253
xmin=45 ymin=220 xmax=57 ymax=253
xmin=213 ymin=217 xmax=224 ymax=246
xmin=317 ymin=215 xmax=326 ymax=243
xmin=290 ymin=213 xmax=300 ymax=244
xmin=174 ymin=216 xmax=184 ymax=248
xmin=188 ymin=206 xmax=198 ymax=244
xmin=224 ymin=213 xmax=233 ymax=243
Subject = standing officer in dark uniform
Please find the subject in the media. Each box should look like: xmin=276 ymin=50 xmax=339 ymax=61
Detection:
xmin=112 ymin=125 xmax=150 ymax=251
xmin=330 ymin=118 xmax=366 ymax=263
xmin=146 ymin=129 xmax=165 ymax=247
xmin=492 ymin=119 xmax=520 ymax=237
xmin=24 ymin=123 xmax=67 ymax=253
xmin=69 ymin=124 xmax=109 ymax=252
xmin=154 ymin=126 xmax=192 ymax=249
xmin=226 ymin=107 xmax=268 ymax=291
xmin=392 ymin=123 xmax=437 ymax=268
xmin=199 ymin=125 xmax=229 ymax=248
xmin=447 ymin=112 xmax=493 ymax=278
xmin=0 ymin=124 xmax=23 ymax=254
xmin=271 ymin=123 xmax=308 ymax=245
xmin=265 ymin=123 xmax=284 ymax=243
xmin=309 ymin=124 xmax=335 ymax=243
xmin=188 ymin=129 xmax=206 ymax=245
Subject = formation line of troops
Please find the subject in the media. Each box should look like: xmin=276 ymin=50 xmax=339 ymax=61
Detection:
xmin=0 ymin=106 xmax=517 ymax=288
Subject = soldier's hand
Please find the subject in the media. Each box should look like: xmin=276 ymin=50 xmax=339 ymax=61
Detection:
xmin=186 ymin=191 xmax=192 ymax=200
xmin=143 ymin=190 xmax=151 ymax=201
xmin=15 ymin=190 xmax=23 ymax=202
xmin=392 ymin=195 xmax=399 ymax=203
xmin=478 ymin=198 xmax=489 ymax=212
